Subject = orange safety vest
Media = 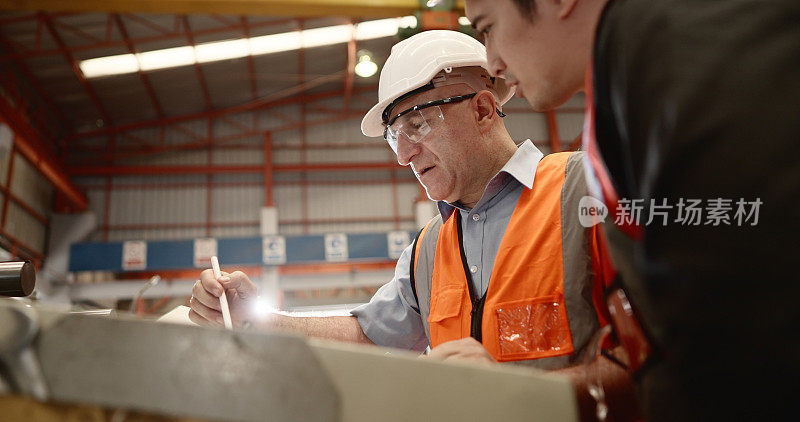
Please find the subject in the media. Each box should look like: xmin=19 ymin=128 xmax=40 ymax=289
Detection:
xmin=413 ymin=152 xmax=615 ymax=363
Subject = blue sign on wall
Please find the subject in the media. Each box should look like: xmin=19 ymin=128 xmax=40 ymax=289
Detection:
xmin=69 ymin=231 xmax=416 ymax=272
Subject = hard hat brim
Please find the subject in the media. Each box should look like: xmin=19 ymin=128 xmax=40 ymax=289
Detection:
xmin=361 ymin=97 xmax=393 ymax=138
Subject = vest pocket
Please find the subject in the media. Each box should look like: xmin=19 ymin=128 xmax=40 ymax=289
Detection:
xmin=427 ymin=286 xmax=468 ymax=347
xmin=493 ymin=295 xmax=574 ymax=360
xmin=428 ymin=287 xmax=465 ymax=322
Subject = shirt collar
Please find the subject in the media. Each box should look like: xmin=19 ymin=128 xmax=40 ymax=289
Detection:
xmin=498 ymin=139 xmax=543 ymax=190
xmin=436 ymin=140 xmax=544 ymax=219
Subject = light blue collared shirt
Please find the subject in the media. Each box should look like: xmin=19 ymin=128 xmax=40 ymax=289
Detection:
xmin=351 ymin=140 xmax=545 ymax=351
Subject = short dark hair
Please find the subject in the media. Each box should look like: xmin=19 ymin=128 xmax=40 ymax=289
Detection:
xmin=509 ymin=0 xmax=537 ymax=18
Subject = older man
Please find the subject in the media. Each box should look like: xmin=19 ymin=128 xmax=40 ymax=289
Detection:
xmin=465 ymin=0 xmax=800 ymax=420
xmin=190 ymin=31 xmax=623 ymax=383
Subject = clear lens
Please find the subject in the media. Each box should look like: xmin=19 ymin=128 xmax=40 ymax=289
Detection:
xmin=384 ymin=106 xmax=444 ymax=154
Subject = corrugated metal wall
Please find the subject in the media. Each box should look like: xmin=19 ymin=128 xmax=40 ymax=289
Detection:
xmin=5 ymin=202 xmax=47 ymax=252
xmin=502 ymin=94 xmax=586 ymax=153
xmin=0 ymin=126 xmax=10 ymax=186
xmin=0 ymin=123 xmax=54 ymax=257
xmin=71 ymin=94 xmax=583 ymax=243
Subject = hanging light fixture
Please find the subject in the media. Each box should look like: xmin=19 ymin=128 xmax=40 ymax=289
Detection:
xmin=354 ymin=50 xmax=378 ymax=78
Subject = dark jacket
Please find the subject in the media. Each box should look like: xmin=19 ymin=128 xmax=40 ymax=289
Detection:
xmin=592 ymin=0 xmax=800 ymax=419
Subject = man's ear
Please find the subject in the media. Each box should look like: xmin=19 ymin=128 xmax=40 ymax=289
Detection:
xmin=557 ymin=0 xmax=579 ymax=19
xmin=472 ymin=90 xmax=498 ymax=133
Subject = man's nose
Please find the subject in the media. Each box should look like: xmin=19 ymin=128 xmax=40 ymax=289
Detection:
xmin=486 ymin=47 xmax=506 ymax=78
xmin=395 ymin=136 xmax=420 ymax=166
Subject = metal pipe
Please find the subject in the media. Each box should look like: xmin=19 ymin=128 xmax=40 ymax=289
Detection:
xmin=0 ymin=261 xmax=36 ymax=297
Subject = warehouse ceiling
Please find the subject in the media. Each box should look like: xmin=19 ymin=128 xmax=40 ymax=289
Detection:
xmin=0 ymin=10 xmax=402 ymax=140
xmin=0 ymin=0 xmax=461 ymax=19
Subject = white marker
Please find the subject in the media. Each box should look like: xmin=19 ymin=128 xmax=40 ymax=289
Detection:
xmin=210 ymin=255 xmax=233 ymax=329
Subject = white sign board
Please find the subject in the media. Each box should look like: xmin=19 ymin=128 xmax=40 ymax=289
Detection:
xmin=194 ymin=238 xmax=217 ymax=268
xmin=122 ymin=241 xmax=147 ymax=271
xmin=324 ymin=233 xmax=348 ymax=262
xmin=262 ymin=235 xmax=287 ymax=265
xmin=387 ymin=231 xmax=411 ymax=260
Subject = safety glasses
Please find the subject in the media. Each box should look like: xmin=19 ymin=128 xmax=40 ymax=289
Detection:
xmin=383 ymin=93 xmax=477 ymax=153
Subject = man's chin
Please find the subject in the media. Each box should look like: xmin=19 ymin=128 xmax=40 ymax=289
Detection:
xmin=522 ymin=85 xmax=578 ymax=113
xmin=420 ymin=186 xmax=447 ymax=203
xmin=524 ymin=95 xmax=552 ymax=113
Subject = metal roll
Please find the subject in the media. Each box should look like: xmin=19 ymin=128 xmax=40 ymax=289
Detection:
xmin=0 ymin=261 xmax=35 ymax=297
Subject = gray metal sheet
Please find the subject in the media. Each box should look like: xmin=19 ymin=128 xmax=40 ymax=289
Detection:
xmin=36 ymin=313 xmax=339 ymax=422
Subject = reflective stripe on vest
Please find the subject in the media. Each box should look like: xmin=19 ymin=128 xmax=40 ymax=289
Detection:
xmin=412 ymin=151 xmax=613 ymax=367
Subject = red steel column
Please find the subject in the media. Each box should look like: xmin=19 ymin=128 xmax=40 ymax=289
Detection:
xmin=343 ymin=22 xmax=356 ymax=111
xmin=391 ymin=167 xmax=400 ymax=230
xmin=297 ymin=19 xmax=309 ymax=234
xmin=206 ymin=117 xmax=214 ymax=237
xmin=546 ymin=110 xmax=561 ymax=153
xmin=102 ymin=134 xmax=115 ymax=241
xmin=263 ymin=132 xmax=274 ymax=207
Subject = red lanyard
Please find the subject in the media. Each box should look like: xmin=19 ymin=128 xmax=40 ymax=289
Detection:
xmin=582 ymin=61 xmax=643 ymax=240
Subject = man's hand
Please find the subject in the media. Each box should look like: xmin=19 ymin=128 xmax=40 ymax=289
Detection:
xmin=428 ymin=337 xmax=497 ymax=364
xmin=189 ymin=269 xmax=258 ymax=327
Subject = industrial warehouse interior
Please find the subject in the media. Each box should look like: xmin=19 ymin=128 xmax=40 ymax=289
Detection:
xmin=1 ymin=0 xmax=797 ymax=421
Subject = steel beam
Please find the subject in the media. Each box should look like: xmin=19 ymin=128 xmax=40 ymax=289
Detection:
xmin=181 ymin=15 xmax=213 ymax=110
xmin=76 ymin=177 xmax=416 ymax=191
xmin=40 ymin=12 xmax=113 ymax=125
xmin=67 ymin=161 xmax=403 ymax=176
xmin=0 ymin=0 xmax=462 ymax=18
xmin=0 ymin=17 xmax=297 ymax=61
xmin=0 ymin=32 xmax=73 ymax=133
xmin=0 ymin=227 xmax=44 ymax=260
xmin=98 ymin=216 xmax=413 ymax=232
xmin=67 ymin=113 xmax=370 ymax=167
xmin=124 ymin=13 xmax=173 ymax=36
xmin=113 ymin=14 xmax=165 ymax=118
xmin=241 ymin=16 xmax=259 ymax=101
xmin=69 ymin=85 xmax=376 ymax=140
xmin=0 ymin=183 xmax=50 ymax=226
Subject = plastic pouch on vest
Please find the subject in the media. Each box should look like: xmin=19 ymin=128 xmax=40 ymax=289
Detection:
xmin=494 ymin=295 xmax=573 ymax=360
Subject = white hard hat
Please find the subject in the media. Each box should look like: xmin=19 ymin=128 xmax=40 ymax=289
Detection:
xmin=361 ymin=30 xmax=514 ymax=137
